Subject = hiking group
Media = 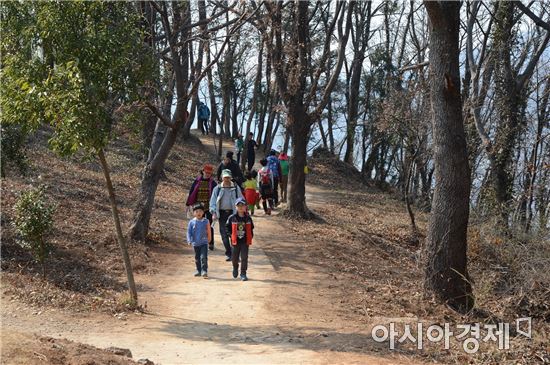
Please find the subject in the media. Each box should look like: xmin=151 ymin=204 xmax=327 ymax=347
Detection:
xmin=185 ymin=134 xmax=290 ymax=282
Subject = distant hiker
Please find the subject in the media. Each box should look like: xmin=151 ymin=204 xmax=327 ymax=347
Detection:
xmin=210 ymin=169 xmax=243 ymax=261
xmin=198 ymin=101 xmax=210 ymax=135
xmin=235 ymin=133 xmax=244 ymax=166
xmin=245 ymin=132 xmax=258 ymax=172
xmin=226 ymin=198 xmax=254 ymax=281
xmin=267 ymin=150 xmax=282 ymax=206
xmin=257 ymin=158 xmax=274 ymax=215
xmin=279 ymin=153 xmax=289 ymax=203
xmin=216 ymin=151 xmax=244 ymax=188
xmin=187 ymin=203 xmax=212 ymax=278
xmin=243 ymin=170 xmax=259 ymax=215
xmin=186 ymin=164 xmax=216 ymax=250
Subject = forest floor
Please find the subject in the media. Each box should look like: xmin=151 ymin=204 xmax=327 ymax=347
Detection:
xmin=1 ymin=130 xmax=548 ymax=364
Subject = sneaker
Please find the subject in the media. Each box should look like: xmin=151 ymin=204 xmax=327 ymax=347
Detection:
xmin=266 ymin=208 xmax=272 ymax=215
xmin=225 ymin=256 xmax=232 ymax=262
xmin=240 ymin=274 xmax=248 ymax=281
xmin=202 ymin=271 xmax=208 ymax=279
xmin=194 ymin=271 xmax=201 ymax=277
xmin=232 ymin=268 xmax=238 ymax=278
xmin=209 ymin=243 xmax=214 ymax=251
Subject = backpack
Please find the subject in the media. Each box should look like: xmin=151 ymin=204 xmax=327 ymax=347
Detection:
xmin=259 ymin=169 xmax=271 ymax=187
xmin=267 ymin=156 xmax=279 ymax=178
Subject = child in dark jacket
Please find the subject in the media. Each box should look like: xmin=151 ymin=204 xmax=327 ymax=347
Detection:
xmin=225 ymin=198 xmax=254 ymax=281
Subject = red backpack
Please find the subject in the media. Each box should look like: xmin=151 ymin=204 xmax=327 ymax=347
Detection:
xmin=259 ymin=169 xmax=271 ymax=187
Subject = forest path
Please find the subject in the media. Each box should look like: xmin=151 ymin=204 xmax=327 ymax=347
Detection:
xmin=1 ymin=132 xmax=421 ymax=364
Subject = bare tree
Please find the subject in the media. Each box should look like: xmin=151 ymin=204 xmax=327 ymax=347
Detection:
xmin=130 ymin=1 xmax=251 ymax=240
xmin=263 ymin=0 xmax=354 ymax=218
xmin=423 ymin=0 xmax=474 ymax=313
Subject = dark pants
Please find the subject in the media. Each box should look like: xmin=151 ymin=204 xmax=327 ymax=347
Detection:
xmin=199 ymin=118 xmax=209 ymax=135
xmin=232 ymin=241 xmax=249 ymax=274
xmin=260 ymin=185 xmax=273 ymax=212
xmin=204 ymin=210 xmax=214 ymax=248
xmin=219 ymin=210 xmax=233 ymax=257
xmin=247 ymin=154 xmax=255 ymax=171
xmin=273 ymin=176 xmax=280 ymax=205
xmin=194 ymin=244 xmax=208 ymax=273
xmin=236 ymin=151 xmax=242 ymax=166
xmin=280 ymin=175 xmax=288 ymax=202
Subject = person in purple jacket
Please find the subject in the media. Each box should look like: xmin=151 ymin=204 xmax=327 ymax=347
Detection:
xmin=186 ymin=164 xmax=217 ymax=250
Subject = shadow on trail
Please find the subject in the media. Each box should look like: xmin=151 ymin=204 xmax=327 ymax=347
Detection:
xmin=153 ymin=316 xmax=419 ymax=358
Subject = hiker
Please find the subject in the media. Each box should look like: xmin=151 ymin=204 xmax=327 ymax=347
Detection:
xmin=243 ymin=170 xmax=259 ymax=215
xmin=279 ymin=153 xmax=289 ymax=203
xmin=210 ymin=169 xmax=243 ymax=261
xmin=198 ymin=101 xmax=210 ymax=135
xmin=245 ymin=132 xmax=258 ymax=172
xmin=235 ymin=133 xmax=244 ymax=166
xmin=187 ymin=203 xmax=212 ymax=278
xmin=257 ymin=158 xmax=274 ymax=215
xmin=186 ymin=164 xmax=216 ymax=250
xmin=267 ymin=150 xmax=282 ymax=206
xmin=226 ymin=198 xmax=254 ymax=281
xmin=216 ymin=151 xmax=244 ymax=188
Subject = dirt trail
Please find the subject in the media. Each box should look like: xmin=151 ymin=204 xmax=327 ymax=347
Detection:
xmin=1 ymin=134 xmax=422 ymax=364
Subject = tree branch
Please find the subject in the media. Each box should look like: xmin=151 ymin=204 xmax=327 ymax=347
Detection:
xmin=517 ymin=30 xmax=550 ymax=89
xmin=313 ymin=1 xmax=355 ymax=120
xmin=516 ymin=1 xmax=550 ymax=31
xmin=145 ymin=101 xmax=175 ymax=129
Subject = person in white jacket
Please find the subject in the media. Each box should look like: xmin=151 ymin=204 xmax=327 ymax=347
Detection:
xmin=210 ymin=169 xmax=243 ymax=261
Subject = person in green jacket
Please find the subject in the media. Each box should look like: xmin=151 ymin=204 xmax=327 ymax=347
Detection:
xmin=279 ymin=153 xmax=289 ymax=203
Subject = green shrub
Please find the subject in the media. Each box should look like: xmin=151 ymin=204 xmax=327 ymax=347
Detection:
xmin=1 ymin=123 xmax=29 ymax=177
xmin=13 ymin=186 xmax=56 ymax=277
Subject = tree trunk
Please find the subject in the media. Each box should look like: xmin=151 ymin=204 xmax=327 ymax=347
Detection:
xmin=130 ymin=106 xmax=188 ymax=241
xmin=344 ymin=49 xmax=364 ymax=164
xmin=423 ymin=1 xmax=474 ymax=314
xmin=140 ymin=2 xmax=158 ymax=159
xmin=98 ymin=148 xmax=138 ymax=303
xmin=489 ymin=2 xmax=522 ymax=224
xmin=327 ymin=95 xmax=335 ymax=153
xmin=242 ymin=38 xmax=263 ymax=170
xmin=286 ymin=106 xmax=311 ymax=218
xmin=206 ymin=47 xmax=219 ymax=136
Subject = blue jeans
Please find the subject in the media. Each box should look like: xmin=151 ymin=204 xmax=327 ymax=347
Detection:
xmin=194 ymin=244 xmax=208 ymax=273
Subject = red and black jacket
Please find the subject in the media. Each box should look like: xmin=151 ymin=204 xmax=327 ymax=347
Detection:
xmin=225 ymin=213 xmax=254 ymax=246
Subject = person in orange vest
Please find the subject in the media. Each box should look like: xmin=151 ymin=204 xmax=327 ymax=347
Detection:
xmin=225 ymin=198 xmax=254 ymax=281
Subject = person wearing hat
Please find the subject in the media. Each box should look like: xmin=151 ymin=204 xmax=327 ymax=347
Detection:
xmin=210 ymin=169 xmax=243 ymax=261
xmin=216 ymin=151 xmax=244 ymax=188
xmin=187 ymin=203 xmax=212 ymax=278
xmin=186 ymin=164 xmax=217 ymax=250
xmin=278 ymin=153 xmax=289 ymax=203
xmin=225 ymin=197 xmax=254 ymax=281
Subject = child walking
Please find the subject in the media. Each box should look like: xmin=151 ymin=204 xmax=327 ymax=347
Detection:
xmin=243 ymin=170 xmax=259 ymax=215
xmin=257 ymin=159 xmax=274 ymax=215
xmin=226 ymin=198 xmax=254 ymax=281
xmin=187 ymin=203 xmax=212 ymax=278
